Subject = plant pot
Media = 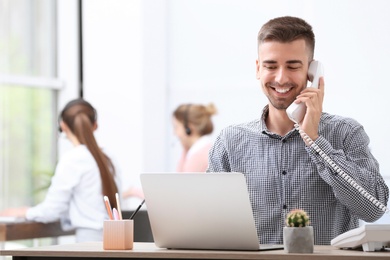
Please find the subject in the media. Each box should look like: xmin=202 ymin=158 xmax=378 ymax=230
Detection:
xmin=283 ymin=226 xmax=314 ymax=253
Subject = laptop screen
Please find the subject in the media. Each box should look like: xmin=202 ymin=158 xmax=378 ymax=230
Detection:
xmin=140 ymin=172 xmax=262 ymax=250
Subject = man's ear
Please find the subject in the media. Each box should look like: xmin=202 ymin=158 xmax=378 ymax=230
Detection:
xmin=93 ymin=122 xmax=98 ymax=131
xmin=255 ymin=59 xmax=261 ymax=80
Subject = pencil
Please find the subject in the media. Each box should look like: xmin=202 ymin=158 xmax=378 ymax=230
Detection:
xmin=130 ymin=199 xmax=145 ymax=220
xmin=112 ymin=208 xmax=120 ymax=220
xmin=115 ymin=193 xmax=123 ymax=220
xmin=104 ymin=196 xmax=114 ymax=220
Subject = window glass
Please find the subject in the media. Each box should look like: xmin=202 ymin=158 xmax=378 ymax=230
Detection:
xmin=0 ymin=0 xmax=57 ymax=208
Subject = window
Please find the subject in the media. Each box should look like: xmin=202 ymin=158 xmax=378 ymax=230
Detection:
xmin=0 ymin=0 xmax=61 ymax=208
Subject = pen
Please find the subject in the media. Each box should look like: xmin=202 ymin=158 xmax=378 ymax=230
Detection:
xmin=113 ymin=208 xmax=120 ymax=220
xmin=104 ymin=196 xmax=114 ymax=220
xmin=115 ymin=193 xmax=123 ymax=220
xmin=130 ymin=199 xmax=145 ymax=220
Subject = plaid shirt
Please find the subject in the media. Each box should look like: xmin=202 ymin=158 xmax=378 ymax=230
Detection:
xmin=207 ymin=105 xmax=389 ymax=245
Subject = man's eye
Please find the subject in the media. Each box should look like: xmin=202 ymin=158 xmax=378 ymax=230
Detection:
xmin=288 ymin=66 xmax=300 ymax=70
xmin=264 ymin=65 xmax=277 ymax=70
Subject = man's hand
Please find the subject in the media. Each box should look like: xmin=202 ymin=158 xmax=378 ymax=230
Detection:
xmin=297 ymin=77 xmax=325 ymax=145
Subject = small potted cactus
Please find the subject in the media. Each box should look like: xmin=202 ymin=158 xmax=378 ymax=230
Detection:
xmin=283 ymin=209 xmax=314 ymax=253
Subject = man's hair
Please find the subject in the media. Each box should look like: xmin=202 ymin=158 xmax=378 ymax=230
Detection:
xmin=257 ymin=16 xmax=315 ymax=60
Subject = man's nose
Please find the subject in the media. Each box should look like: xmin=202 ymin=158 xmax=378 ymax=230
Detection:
xmin=275 ymin=68 xmax=288 ymax=84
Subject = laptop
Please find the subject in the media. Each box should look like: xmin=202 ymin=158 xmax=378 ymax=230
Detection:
xmin=140 ymin=172 xmax=283 ymax=251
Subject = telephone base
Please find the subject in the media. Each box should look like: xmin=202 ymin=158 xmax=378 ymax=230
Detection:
xmin=362 ymin=241 xmax=390 ymax=252
xmin=331 ymin=224 xmax=390 ymax=252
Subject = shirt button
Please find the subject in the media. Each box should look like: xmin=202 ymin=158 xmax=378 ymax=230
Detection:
xmin=282 ymin=171 xmax=287 ymax=175
xmin=283 ymin=205 xmax=287 ymax=209
xmin=282 ymin=139 xmax=286 ymax=143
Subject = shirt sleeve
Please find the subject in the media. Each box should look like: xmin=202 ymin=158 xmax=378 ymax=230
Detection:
xmin=26 ymin=156 xmax=81 ymax=223
xmin=307 ymin=123 xmax=389 ymax=222
xmin=207 ymin=133 xmax=231 ymax=172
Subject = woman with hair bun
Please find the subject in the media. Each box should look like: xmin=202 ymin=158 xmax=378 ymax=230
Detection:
xmin=172 ymin=103 xmax=217 ymax=172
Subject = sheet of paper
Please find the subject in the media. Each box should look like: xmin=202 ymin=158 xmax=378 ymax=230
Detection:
xmin=0 ymin=216 xmax=26 ymax=223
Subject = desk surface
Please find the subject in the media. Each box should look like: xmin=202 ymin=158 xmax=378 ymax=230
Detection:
xmin=0 ymin=220 xmax=75 ymax=241
xmin=0 ymin=211 xmax=150 ymax=243
xmin=1 ymin=242 xmax=390 ymax=260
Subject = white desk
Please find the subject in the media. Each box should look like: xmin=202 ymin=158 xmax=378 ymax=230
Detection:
xmin=1 ymin=242 xmax=390 ymax=260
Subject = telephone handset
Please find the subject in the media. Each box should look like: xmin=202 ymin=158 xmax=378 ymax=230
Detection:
xmin=286 ymin=60 xmax=324 ymax=123
xmin=288 ymin=61 xmax=389 ymax=214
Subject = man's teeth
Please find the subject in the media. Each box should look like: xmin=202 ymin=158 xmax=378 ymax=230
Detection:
xmin=275 ymin=88 xmax=291 ymax=93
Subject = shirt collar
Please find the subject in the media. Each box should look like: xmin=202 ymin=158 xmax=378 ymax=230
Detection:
xmin=259 ymin=105 xmax=297 ymax=139
xmin=259 ymin=105 xmax=270 ymax=134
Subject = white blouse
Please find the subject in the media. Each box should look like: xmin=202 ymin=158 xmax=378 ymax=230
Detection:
xmin=26 ymin=145 xmax=118 ymax=232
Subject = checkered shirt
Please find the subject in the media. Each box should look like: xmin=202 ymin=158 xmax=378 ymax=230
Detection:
xmin=207 ymin=105 xmax=389 ymax=245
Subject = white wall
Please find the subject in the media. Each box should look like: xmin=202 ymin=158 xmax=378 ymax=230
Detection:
xmin=64 ymin=0 xmax=390 ymax=209
xmin=82 ymin=0 xmax=144 ymax=208
xmin=57 ymin=0 xmax=81 ymax=154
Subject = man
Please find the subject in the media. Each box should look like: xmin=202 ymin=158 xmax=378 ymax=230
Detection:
xmin=207 ymin=16 xmax=389 ymax=245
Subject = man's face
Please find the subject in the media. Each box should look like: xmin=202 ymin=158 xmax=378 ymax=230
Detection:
xmin=256 ymin=39 xmax=310 ymax=110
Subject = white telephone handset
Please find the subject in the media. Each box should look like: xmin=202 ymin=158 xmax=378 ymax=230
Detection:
xmin=286 ymin=61 xmax=324 ymax=123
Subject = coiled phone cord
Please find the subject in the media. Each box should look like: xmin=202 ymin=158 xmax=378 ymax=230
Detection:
xmin=294 ymin=123 xmax=389 ymax=213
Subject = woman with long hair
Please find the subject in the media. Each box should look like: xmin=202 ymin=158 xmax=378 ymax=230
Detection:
xmin=0 ymin=98 xmax=120 ymax=242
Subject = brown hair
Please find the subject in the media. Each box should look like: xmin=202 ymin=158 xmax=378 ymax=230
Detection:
xmin=173 ymin=103 xmax=217 ymax=136
xmin=257 ymin=16 xmax=315 ymax=60
xmin=60 ymin=99 xmax=118 ymax=208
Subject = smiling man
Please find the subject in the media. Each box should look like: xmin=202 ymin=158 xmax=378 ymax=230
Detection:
xmin=207 ymin=16 xmax=389 ymax=245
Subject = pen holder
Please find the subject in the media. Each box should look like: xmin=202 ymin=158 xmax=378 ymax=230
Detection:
xmin=103 ymin=220 xmax=133 ymax=250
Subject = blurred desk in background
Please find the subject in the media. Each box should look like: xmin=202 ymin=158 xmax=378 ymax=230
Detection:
xmin=0 ymin=219 xmax=75 ymax=249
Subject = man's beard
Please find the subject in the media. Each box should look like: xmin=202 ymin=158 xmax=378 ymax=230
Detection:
xmin=264 ymin=81 xmax=299 ymax=110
